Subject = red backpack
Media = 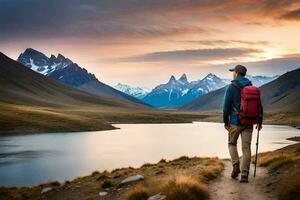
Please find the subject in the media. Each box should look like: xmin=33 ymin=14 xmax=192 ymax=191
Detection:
xmin=232 ymin=81 xmax=261 ymax=125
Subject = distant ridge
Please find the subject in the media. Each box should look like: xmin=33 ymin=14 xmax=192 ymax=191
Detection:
xmin=114 ymin=83 xmax=150 ymax=99
xmin=142 ymin=73 xmax=227 ymax=108
xmin=0 ymin=52 xmax=154 ymax=132
xmin=0 ymin=52 xmax=147 ymax=109
xmin=180 ymin=68 xmax=300 ymax=113
xmin=17 ymin=48 xmax=147 ymax=106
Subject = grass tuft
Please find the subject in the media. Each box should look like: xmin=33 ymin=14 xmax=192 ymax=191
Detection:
xmin=162 ymin=173 xmax=209 ymax=200
xmin=125 ymin=185 xmax=149 ymax=200
xmin=200 ymin=164 xmax=224 ymax=181
xmin=256 ymin=153 xmax=298 ymax=172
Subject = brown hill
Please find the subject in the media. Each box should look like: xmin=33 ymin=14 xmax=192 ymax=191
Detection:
xmin=0 ymin=52 xmax=195 ymax=134
xmin=0 ymin=53 xmax=146 ymax=109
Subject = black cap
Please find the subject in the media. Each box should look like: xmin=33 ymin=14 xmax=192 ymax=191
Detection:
xmin=229 ymin=65 xmax=247 ymax=75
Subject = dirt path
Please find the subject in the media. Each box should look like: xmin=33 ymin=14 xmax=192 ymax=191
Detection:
xmin=209 ymin=161 xmax=277 ymax=200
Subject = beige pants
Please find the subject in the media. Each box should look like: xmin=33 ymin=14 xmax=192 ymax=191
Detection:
xmin=228 ymin=124 xmax=253 ymax=176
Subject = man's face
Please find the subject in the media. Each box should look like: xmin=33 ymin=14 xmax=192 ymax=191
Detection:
xmin=233 ymin=71 xmax=238 ymax=79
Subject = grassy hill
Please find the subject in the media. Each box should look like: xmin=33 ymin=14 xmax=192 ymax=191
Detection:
xmin=0 ymin=52 xmax=204 ymax=134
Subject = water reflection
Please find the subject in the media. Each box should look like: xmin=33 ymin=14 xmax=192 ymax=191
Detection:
xmin=0 ymin=122 xmax=299 ymax=187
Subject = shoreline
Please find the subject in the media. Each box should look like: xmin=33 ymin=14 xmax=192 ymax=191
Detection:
xmin=0 ymin=156 xmax=225 ymax=199
xmin=1 ymin=133 xmax=299 ymax=189
xmin=1 ymin=143 xmax=299 ymax=200
xmin=1 ymin=111 xmax=299 ymax=136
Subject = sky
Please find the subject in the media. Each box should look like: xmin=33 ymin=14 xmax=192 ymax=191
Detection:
xmin=1 ymin=0 xmax=300 ymax=88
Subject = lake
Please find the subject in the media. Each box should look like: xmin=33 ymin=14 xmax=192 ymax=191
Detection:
xmin=0 ymin=122 xmax=299 ymax=187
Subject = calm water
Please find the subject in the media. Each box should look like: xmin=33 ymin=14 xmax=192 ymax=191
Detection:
xmin=0 ymin=122 xmax=299 ymax=187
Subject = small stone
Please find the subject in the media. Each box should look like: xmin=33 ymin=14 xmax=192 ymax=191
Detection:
xmin=99 ymin=191 xmax=108 ymax=196
xmin=120 ymin=174 xmax=144 ymax=185
xmin=148 ymin=193 xmax=166 ymax=200
xmin=41 ymin=187 xmax=52 ymax=194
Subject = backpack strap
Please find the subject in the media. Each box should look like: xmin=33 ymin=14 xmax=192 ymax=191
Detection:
xmin=231 ymin=81 xmax=242 ymax=91
xmin=231 ymin=80 xmax=252 ymax=90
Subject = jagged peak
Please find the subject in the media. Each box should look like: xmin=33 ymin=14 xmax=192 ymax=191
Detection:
xmin=203 ymin=73 xmax=219 ymax=80
xmin=206 ymin=73 xmax=216 ymax=77
xmin=22 ymin=48 xmax=45 ymax=56
xmin=57 ymin=53 xmax=66 ymax=60
xmin=168 ymin=75 xmax=177 ymax=83
xmin=178 ymin=73 xmax=188 ymax=83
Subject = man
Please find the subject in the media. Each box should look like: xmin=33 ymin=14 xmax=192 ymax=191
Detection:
xmin=223 ymin=65 xmax=263 ymax=183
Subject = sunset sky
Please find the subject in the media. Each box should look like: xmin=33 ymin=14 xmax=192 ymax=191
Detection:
xmin=1 ymin=0 xmax=300 ymax=88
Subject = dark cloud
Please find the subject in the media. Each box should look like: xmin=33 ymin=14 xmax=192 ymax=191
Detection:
xmin=280 ymin=9 xmax=300 ymax=20
xmin=116 ymin=48 xmax=262 ymax=62
xmin=0 ymin=0 xmax=217 ymax=42
xmin=0 ymin=0 xmax=299 ymax=43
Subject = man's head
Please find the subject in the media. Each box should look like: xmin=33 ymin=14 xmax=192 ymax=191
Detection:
xmin=229 ymin=65 xmax=247 ymax=79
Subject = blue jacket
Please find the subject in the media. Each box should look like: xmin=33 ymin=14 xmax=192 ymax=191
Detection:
xmin=223 ymin=76 xmax=252 ymax=125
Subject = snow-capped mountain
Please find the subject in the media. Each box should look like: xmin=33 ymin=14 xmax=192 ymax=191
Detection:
xmin=18 ymin=48 xmax=72 ymax=76
xmin=143 ymin=73 xmax=227 ymax=108
xmin=184 ymin=73 xmax=227 ymax=102
xmin=114 ymin=83 xmax=150 ymax=99
xmin=142 ymin=74 xmax=191 ymax=108
xmin=17 ymin=48 xmax=146 ymax=105
xmin=246 ymin=75 xmax=279 ymax=87
xmin=18 ymin=48 xmax=97 ymax=87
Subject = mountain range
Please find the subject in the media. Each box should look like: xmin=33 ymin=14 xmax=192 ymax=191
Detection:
xmin=0 ymin=52 xmax=154 ymax=133
xmin=17 ymin=48 xmax=278 ymax=109
xmin=141 ymin=73 xmax=276 ymax=108
xmin=114 ymin=83 xmax=150 ymax=99
xmin=17 ymin=48 xmax=145 ymax=105
xmin=180 ymin=68 xmax=300 ymax=113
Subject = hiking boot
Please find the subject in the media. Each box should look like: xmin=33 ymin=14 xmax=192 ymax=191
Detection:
xmin=240 ymin=175 xmax=249 ymax=183
xmin=231 ymin=163 xmax=240 ymax=179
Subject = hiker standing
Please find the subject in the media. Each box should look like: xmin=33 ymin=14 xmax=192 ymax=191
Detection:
xmin=223 ymin=65 xmax=263 ymax=183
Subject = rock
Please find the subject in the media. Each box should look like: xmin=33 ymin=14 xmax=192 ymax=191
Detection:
xmin=148 ymin=193 xmax=166 ymax=200
xmin=41 ymin=187 xmax=52 ymax=194
xmin=99 ymin=191 xmax=108 ymax=196
xmin=120 ymin=174 xmax=144 ymax=185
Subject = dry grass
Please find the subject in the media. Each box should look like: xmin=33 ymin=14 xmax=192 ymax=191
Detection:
xmin=123 ymin=157 xmax=223 ymax=200
xmin=125 ymin=185 xmax=149 ymax=200
xmin=256 ymin=153 xmax=296 ymax=172
xmin=199 ymin=162 xmax=224 ymax=181
xmin=124 ymin=173 xmax=209 ymax=200
xmin=255 ymin=148 xmax=300 ymax=173
xmin=162 ymin=173 xmax=209 ymax=200
xmin=0 ymin=156 xmax=224 ymax=200
xmin=255 ymin=143 xmax=300 ymax=200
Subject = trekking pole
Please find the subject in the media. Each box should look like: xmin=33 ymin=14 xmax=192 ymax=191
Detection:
xmin=254 ymin=125 xmax=260 ymax=177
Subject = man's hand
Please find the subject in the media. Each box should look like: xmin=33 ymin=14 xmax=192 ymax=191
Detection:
xmin=256 ymin=124 xmax=262 ymax=131
xmin=224 ymin=124 xmax=230 ymax=131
